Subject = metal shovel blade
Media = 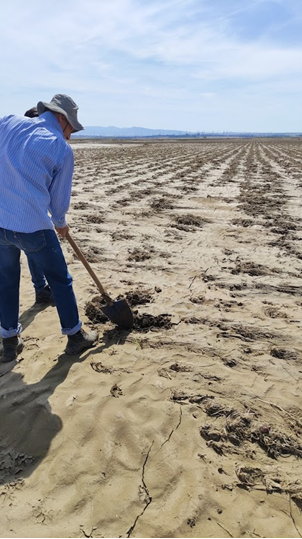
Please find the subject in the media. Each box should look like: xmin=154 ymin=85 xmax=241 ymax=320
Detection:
xmin=101 ymin=299 xmax=134 ymax=330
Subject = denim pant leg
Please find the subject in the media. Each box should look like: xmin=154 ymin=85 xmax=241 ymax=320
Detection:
xmin=0 ymin=232 xmax=21 ymax=337
xmin=19 ymin=230 xmax=82 ymax=335
xmin=26 ymin=254 xmax=47 ymax=290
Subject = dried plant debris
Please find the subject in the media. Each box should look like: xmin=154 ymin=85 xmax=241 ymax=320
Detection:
xmin=235 ymin=465 xmax=264 ymax=486
xmin=199 ymin=405 xmax=302 ymax=459
xmin=170 ymin=389 xmax=214 ymax=404
xmin=233 ymin=465 xmax=302 ymax=507
xmin=217 ymin=323 xmax=276 ymax=341
xmin=90 ymin=361 xmax=114 ymax=374
xmin=270 ymin=348 xmax=297 ymax=360
xmin=169 ymin=363 xmax=192 ymax=373
xmin=205 ymin=402 xmax=235 ymax=417
xmin=110 ymin=384 xmax=123 ymax=398
xmin=250 ymin=427 xmax=302 ymax=459
xmin=231 ymin=261 xmax=279 ymax=276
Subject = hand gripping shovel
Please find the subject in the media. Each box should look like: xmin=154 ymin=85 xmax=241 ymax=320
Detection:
xmin=66 ymin=232 xmax=133 ymax=330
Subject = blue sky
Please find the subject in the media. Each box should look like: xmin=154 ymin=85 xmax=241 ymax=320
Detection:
xmin=1 ymin=0 xmax=302 ymax=132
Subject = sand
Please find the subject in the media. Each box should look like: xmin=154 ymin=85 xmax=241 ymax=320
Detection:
xmin=0 ymin=138 xmax=302 ymax=538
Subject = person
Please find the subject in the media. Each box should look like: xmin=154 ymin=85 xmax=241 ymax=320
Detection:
xmin=0 ymin=94 xmax=98 ymax=362
xmin=24 ymin=106 xmax=38 ymax=118
xmin=23 ymin=106 xmax=53 ymax=304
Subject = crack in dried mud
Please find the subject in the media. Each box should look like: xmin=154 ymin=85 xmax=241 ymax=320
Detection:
xmin=126 ymin=442 xmax=154 ymax=538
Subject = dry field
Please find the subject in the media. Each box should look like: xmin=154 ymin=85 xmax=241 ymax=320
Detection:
xmin=0 ymin=138 xmax=302 ymax=538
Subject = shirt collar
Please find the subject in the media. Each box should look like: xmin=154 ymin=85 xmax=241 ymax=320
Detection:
xmin=39 ymin=111 xmax=64 ymax=137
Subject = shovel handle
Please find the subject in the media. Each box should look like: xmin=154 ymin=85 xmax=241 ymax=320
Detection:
xmin=65 ymin=232 xmax=112 ymax=304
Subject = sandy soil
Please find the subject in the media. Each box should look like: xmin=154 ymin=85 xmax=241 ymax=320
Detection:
xmin=0 ymin=138 xmax=302 ymax=538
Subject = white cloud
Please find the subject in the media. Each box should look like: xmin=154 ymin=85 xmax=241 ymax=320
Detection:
xmin=1 ymin=0 xmax=302 ymax=130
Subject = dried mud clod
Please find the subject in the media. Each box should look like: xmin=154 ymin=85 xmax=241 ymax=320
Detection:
xmin=231 ymin=218 xmax=254 ymax=228
xmin=189 ymin=295 xmax=205 ymax=304
xmin=122 ymin=289 xmax=154 ymax=307
xmin=85 ymin=213 xmax=105 ymax=224
xmin=150 ymin=197 xmax=174 ymax=211
xmin=127 ymin=248 xmax=152 ymax=262
xmin=82 ymin=246 xmax=102 ymax=263
xmin=172 ymin=213 xmax=210 ymax=231
xmin=110 ymin=231 xmax=135 ymax=241
xmin=270 ymin=348 xmax=297 ymax=360
xmin=133 ymin=313 xmax=173 ymax=332
xmin=73 ymin=201 xmax=89 ymax=210
xmin=170 ymin=363 xmax=192 ymax=373
xmin=231 ymin=261 xmax=279 ymax=277
xmin=85 ymin=297 xmax=108 ymax=324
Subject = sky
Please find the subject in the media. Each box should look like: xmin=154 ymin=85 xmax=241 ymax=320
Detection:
xmin=1 ymin=0 xmax=302 ymax=132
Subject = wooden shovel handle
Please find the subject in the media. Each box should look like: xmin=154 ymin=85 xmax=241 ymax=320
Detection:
xmin=65 ymin=232 xmax=112 ymax=303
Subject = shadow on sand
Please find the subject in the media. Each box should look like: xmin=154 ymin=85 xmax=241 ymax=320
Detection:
xmin=18 ymin=301 xmax=54 ymax=332
xmin=0 ymin=319 xmax=132 ymax=486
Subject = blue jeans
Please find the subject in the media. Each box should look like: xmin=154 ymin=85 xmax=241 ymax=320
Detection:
xmin=0 ymin=228 xmax=82 ymax=338
xmin=26 ymin=255 xmax=47 ymax=290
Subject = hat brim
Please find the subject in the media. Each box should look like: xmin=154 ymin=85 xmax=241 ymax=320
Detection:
xmin=37 ymin=100 xmax=84 ymax=132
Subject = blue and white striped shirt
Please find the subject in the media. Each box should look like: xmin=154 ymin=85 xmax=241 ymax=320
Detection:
xmin=0 ymin=111 xmax=74 ymax=232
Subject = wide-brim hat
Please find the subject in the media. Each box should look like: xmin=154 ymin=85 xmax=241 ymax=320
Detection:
xmin=37 ymin=94 xmax=84 ymax=132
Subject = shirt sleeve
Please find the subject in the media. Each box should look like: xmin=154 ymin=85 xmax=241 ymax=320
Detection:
xmin=48 ymin=145 xmax=74 ymax=228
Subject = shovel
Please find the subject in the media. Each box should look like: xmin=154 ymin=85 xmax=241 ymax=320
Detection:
xmin=65 ymin=232 xmax=134 ymax=330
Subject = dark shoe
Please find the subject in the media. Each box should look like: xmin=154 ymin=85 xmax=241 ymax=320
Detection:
xmin=65 ymin=329 xmax=98 ymax=355
xmin=2 ymin=336 xmax=24 ymax=363
xmin=35 ymin=285 xmax=54 ymax=304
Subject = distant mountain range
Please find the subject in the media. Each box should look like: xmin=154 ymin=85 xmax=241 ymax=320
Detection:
xmin=71 ymin=126 xmax=302 ymax=138
xmin=72 ymin=126 xmax=191 ymax=137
